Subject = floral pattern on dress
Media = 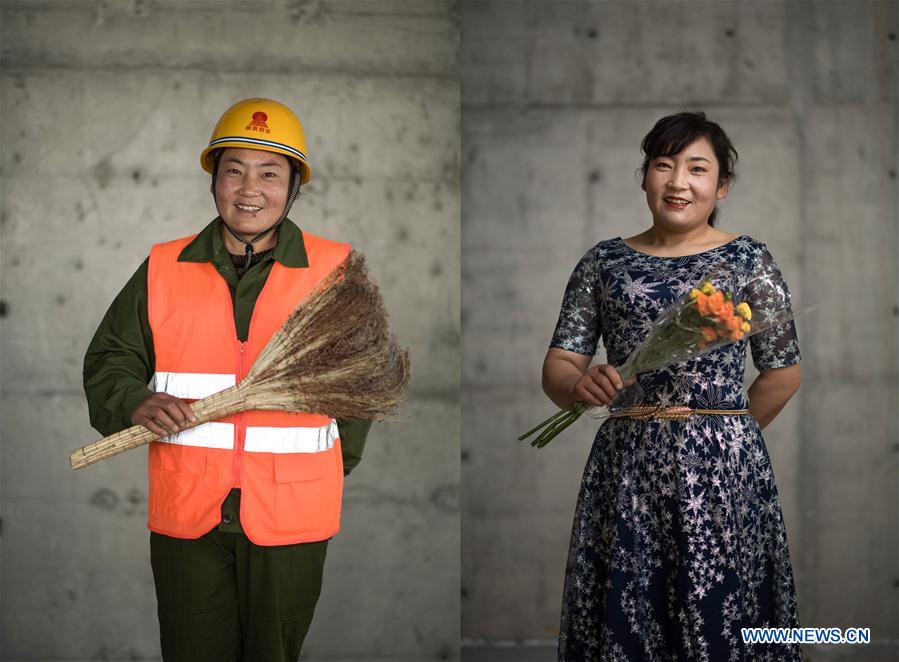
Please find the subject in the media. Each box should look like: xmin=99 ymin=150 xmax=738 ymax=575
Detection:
xmin=551 ymin=236 xmax=802 ymax=661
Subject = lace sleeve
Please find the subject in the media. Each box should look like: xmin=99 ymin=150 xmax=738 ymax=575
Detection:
xmin=744 ymin=245 xmax=801 ymax=370
xmin=549 ymin=250 xmax=601 ymax=356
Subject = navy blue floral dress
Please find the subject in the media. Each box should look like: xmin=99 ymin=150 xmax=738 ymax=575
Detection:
xmin=551 ymin=235 xmax=802 ymax=661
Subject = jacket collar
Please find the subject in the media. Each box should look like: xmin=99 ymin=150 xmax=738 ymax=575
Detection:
xmin=178 ymin=217 xmax=309 ymax=268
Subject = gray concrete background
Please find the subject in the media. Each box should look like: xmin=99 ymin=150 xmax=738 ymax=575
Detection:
xmin=461 ymin=2 xmax=898 ymax=660
xmin=0 ymin=1 xmax=459 ymax=660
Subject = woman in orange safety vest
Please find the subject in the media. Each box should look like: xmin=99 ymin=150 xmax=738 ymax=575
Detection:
xmin=84 ymin=98 xmax=369 ymax=662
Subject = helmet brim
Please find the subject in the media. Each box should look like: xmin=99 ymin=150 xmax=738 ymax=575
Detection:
xmin=201 ymin=140 xmax=312 ymax=185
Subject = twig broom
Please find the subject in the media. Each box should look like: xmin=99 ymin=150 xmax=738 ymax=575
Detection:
xmin=70 ymin=251 xmax=410 ymax=469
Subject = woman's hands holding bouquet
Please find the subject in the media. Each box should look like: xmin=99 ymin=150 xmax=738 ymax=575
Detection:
xmin=542 ymin=349 xmax=635 ymax=409
xmin=571 ymin=364 xmax=637 ymax=408
xmin=526 ymin=350 xmax=638 ymax=448
xmin=524 ymin=349 xmax=658 ymax=447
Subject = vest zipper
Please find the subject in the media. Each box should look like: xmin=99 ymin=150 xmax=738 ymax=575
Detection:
xmin=232 ymin=340 xmax=247 ymax=487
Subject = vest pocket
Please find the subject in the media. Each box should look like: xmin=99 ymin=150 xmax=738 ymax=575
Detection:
xmin=273 ymin=450 xmax=339 ymax=483
xmin=149 ymin=447 xmax=208 ymax=521
xmin=156 ymin=444 xmax=207 ymax=475
xmin=272 ymin=451 xmax=342 ymax=534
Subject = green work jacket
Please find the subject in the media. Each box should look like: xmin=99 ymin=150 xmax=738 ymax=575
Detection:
xmin=83 ymin=217 xmax=371 ymax=519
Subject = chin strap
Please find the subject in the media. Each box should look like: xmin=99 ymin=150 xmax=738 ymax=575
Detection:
xmin=222 ymin=168 xmax=302 ymax=275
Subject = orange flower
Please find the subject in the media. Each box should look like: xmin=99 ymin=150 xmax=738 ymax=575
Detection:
xmin=707 ymin=291 xmax=725 ymax=316
xmin=695 ymin=294 xmax=711 ymax=317
xmin=726 ymin=316 xmax=743 ymax=340
xmin=700 ymin=326 xmax=717 ymax=341
xmin=719 ymin=300 xmax=734 ymax=321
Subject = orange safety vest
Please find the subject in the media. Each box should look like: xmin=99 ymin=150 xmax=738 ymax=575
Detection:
xmin=146 ymin=230 xmax=351 ymax=545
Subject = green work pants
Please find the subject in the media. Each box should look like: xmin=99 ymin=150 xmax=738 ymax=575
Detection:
xmin=150 ymin=528 xmax=328 ymax=662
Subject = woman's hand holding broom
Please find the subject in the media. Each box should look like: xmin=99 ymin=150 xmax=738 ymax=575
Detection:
xmin=130 ymin=393 xmax=198 ymax=438
xmin=71 ymin=384 xmax=247 ymax=469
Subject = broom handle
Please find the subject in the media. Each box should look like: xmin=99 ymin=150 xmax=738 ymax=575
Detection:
xmin=69 ymin=385 xmax=247 ymax=470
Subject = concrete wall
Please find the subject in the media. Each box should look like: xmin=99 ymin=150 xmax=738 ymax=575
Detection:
xmin=461 ymin=2 xmax=898 ymax=660
xmin=4 ymin=1 xmax=898 ymax=660
xmin=0 ymin=1 xmax=459 ymax=660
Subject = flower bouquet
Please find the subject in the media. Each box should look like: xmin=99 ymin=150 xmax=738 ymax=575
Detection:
xmin=519 ymin=263 xmax=797 ymax=448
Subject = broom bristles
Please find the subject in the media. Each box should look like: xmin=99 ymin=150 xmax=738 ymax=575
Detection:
xmin=246 ymin=251 xmax=410 ymax=420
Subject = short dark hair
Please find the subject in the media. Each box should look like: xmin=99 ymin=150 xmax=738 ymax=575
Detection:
xmin=639 ymin=111 xmax=738 ymax=227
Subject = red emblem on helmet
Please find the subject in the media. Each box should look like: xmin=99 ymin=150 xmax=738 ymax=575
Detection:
xmin=245 ymin=111 xmax=271 ymax=134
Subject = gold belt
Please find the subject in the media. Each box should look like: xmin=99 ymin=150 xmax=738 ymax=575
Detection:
xmin=609 ymin=405 xmax=750 ymax=421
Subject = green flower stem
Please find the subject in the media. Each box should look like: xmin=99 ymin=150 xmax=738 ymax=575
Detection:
xmin=529 ymin=410 xmax=579 ymax=446
xmin=517 ymin=405 xmax=577 ymax=441
xmin=533 ymin=406 xmax=585 ymax=448
xmin=531 ymin=402 xmax=590 ymax=448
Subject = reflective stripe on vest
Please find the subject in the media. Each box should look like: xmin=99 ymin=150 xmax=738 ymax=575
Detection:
xmin=158 ymin=422 xmax=234 ymax=449
xmin=244 ymin=422 xmax=338 ymax=454
xmin=151 ymin=371 xmax=235 ymax=399
xmin=151 ymin=371 xmax=337 ymax=453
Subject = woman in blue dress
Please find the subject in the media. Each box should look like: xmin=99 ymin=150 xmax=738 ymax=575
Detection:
xmin=543 ymin=112 xmax=803 ymax=661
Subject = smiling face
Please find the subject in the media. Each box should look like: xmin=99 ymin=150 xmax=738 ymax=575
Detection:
xmin=213 ymin=147 xmax=292 ymax=238
xmin=642 ymin=136 xmax=729 ymax=232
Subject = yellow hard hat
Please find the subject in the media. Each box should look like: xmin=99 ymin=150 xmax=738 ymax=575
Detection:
xmin=200 ymin=98 xmax=312 ymax=184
